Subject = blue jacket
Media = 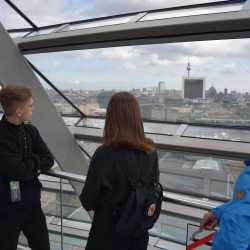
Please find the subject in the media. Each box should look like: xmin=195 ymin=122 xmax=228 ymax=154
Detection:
xmin=211 ymin=159 xmax=250 ymax=250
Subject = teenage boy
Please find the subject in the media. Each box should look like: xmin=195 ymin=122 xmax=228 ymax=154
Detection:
xmin=0 ymin=85 xmax=54 ymax=250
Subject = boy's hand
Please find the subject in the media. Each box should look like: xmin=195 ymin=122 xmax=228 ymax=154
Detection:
xmin=200 ymin=212 xmax=218 ymax=230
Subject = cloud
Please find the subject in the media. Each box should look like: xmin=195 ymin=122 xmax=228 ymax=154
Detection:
xmin=1 ymin=0 xmax=87 ymax=28
xmin=0 ymin=1 xmax=29 ymax=29
xmin=78 ymin=0 xmax=220 ymax=18
xmin=221 ymin=63 xmax=237 ymax=74
xmin=149 ymin=53 xmax=170 ymax=66
xmin=124 ymin=62 xmax=137 ymax=70
xmin=72 ymin=79 xmax=80 ymax=85
xmin=101 ymin=47 xmax=136 ymax=60
xmin=133 ymin=39 xmax=250 ymax=68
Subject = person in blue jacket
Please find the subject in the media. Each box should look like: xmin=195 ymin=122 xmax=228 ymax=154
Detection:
xmin=200 ymin=159 xmax=250 ymax=250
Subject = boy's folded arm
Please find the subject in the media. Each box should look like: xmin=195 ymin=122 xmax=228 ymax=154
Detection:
xmin=0 ymin=152 xmax=37 ymax=181
xmin=31 ymin=125 xmax=54 ymax=173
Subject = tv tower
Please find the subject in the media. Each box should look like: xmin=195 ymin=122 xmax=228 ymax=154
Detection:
xmin=187 ymin=58 xmax=191 ymax=79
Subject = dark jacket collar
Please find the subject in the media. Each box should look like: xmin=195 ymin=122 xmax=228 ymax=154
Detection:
xmin=1 ymin=114 xmax=23 ymax=129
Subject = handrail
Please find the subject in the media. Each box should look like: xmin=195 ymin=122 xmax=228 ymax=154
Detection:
xmin=37 ymin=169 xmax=224 ymax=248
xmin=45 ymin=169 xmax=222 ymax=210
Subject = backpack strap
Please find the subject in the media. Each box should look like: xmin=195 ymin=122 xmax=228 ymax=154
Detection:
xmin=125 ymin=151 xmax=146 ymax=188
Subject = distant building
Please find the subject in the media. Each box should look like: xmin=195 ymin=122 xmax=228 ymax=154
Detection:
xmin=168 ymin=89 xmax=182 ymax=98
xmin=182 ymin=77 xmax=205 ymax=99
xmin=164 ymin=96 xmax=184 ymax=108
xmin=97 ymin=91 xmax=115 ymax=109
xmin=140 ymin=104 xmax=153 ymax=120
xmin=158 ymin=81 xmax=166 ymax=94
xmin=151 ymin=104 xmax=166 ymax=120
xmin=166 ymin=107 xmax=192 ymax=122
xmin=56 ymin=103 xmax=77 ymax=115
xmin=206 ymin=86 xmax=217 ymax=99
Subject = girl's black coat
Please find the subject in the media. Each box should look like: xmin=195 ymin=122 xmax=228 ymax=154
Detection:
xmin=80 ymin=145 xmax=159 ymax=250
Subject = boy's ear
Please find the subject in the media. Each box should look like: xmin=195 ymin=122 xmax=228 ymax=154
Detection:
xmin=16 ymin=106 xmax=23 ymax=118
xmin=0 ymin=82 xmax=3 ymax=91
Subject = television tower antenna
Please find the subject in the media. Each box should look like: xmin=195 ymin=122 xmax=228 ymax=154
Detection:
xmin=187 ymin=57 xmax=191 ymax=79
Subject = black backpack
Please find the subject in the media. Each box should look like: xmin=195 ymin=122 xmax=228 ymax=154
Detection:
xmin=113 ymin=158 xmax=163 ymax=237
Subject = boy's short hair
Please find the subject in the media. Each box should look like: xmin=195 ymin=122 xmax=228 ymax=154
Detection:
xmin=0 ymin=85 xmax=32 ymax=116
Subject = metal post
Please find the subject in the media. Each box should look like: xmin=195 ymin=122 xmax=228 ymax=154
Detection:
xmin=60 ymin=178 xmax=64 ymax=250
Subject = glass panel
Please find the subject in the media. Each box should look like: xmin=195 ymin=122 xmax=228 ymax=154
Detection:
xmin=77 ymin=140 xmax=101 ymax=157
xmin=76 ymin=140 xmax=242 ymax=200
xmin=33 ymin=75 xmax=83 ymax=127
xmin=0 ymin=1 xmax=31 ymax=29
xmin=28 ymin=28 xmax=56 ymax=37
xmin=80 ymin=118 xmax=105 ymax=129
xmin=144 ymin=122 xmax=179 ymax=135
xmin=77 ymin=118 xmax=179 ymax=135
xmin=71 ymin=16 xmax=134 ymax=31
xmin=41 ymin=175 xmax=90 ymax=249
xmin=154 ymin=214 xmax=197 ymax=245
xmin=11 ymin=0 xmax=228 ymax=27
xmin=37 ymin=173 xmax=191 ymax=250
xmin=63 ymin=116 xmax=79 ymax=126
xmin=27 ymin=37 xmax=250 ymax=128
xmin=183 ymin=126 xmax=250 ymax=142
xmin=159 ymin=149 xmax=243 ymax=199
xmin=142 ymin=3 xmax=243 ymax=21
xmin=9 ymin=32 xmax=30 ymax=38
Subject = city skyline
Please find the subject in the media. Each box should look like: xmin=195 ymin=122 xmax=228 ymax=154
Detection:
xmin=44 ymin=82 xmax=250 ymax=95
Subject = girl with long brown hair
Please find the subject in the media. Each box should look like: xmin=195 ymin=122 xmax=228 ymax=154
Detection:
xmin=80 ymin=92 xmax=159 ymax=250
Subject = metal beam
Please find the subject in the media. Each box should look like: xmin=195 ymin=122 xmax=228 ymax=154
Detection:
xmin=69 ymin=126 xmax=250 ymax=160
xmin=15 ymin=8 xmax=250 ymax=54
xmin=0 ymin=22 xmax=88 ymax=194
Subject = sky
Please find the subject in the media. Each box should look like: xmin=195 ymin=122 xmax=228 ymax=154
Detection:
xmin=1 ymin=0 xmax=250 ymax=92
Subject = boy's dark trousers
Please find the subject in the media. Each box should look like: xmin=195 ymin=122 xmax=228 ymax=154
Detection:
xmin=0 ymin=205 xmax=50 ymax=250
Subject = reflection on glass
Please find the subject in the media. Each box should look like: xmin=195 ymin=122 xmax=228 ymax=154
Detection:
xmin=158 ymin=149 xmax=243 ymax=199
xmin=63 ymin=117 xmax=79 ymax=126
xmin=25 ymin=22 xmax=109 ymax=37
xmin=9 ymin=32 xmax=29 ymax=38
xmin=75 ymin=140 xmax=243 ymax=200
xmin=28 ymin=28 xmax=56 ymax=37
xmin=77 ymin=139 xmax=101 ymax=157
xmin=77 ymin=117 xmax=178 ymax=136
xmin=142 ymin=3 xmax=242 ymax=21
xmin=183 ymin=126 xmax=250 ymax=142
xmin=71 ymin=16 xmax=133 ymax=31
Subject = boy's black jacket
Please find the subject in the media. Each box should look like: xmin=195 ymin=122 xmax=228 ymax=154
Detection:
xmin=0 ymin=115 xmax=54 ymax=213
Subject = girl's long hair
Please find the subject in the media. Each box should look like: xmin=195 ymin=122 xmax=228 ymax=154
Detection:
xmin=103 ymin=92 xmax=154 ymax=153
